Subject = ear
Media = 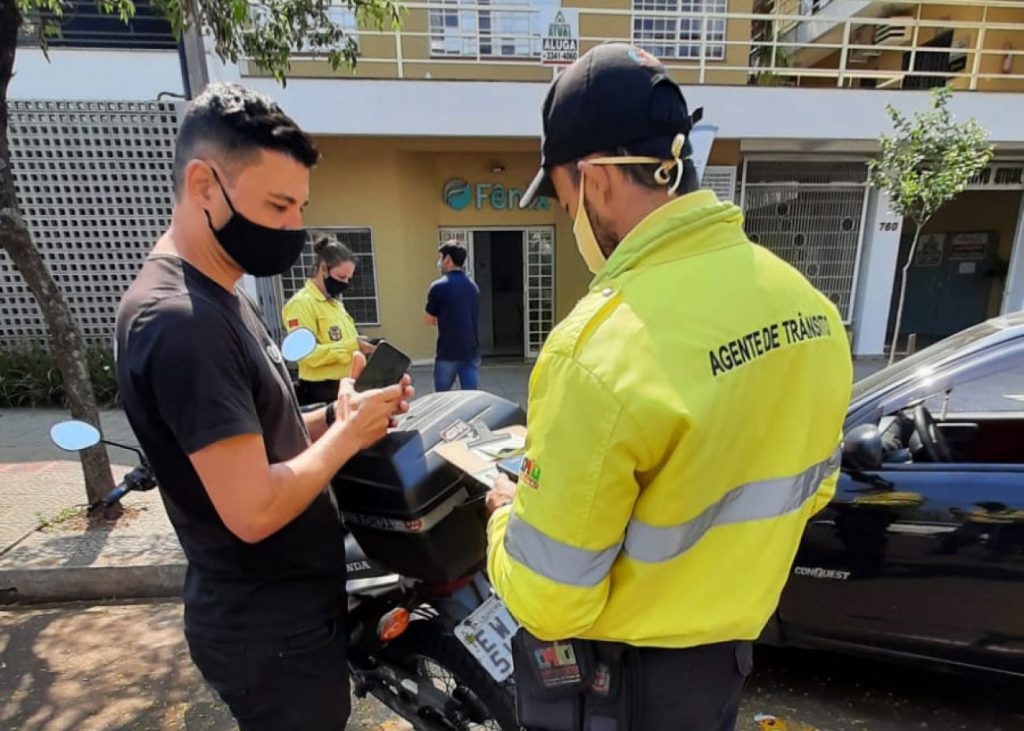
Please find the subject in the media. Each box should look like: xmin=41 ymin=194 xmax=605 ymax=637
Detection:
xmin=184 ymin=159 xmax=217 ymax=210
xmin=586 ymin=162 xmax=616 ymax=206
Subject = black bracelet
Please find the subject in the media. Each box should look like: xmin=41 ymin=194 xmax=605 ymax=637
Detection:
xmin=325 ymin=402 xmax=337 ymax=427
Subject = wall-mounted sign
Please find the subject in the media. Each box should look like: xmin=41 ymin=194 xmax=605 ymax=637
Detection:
xmin=703 ymin=166 xmax=737 ymax=203
xmin=948 ymin=232 xmax=991 ymax=261
xmin=913 ymin=233 xmax=945 ymax=268
xmin=443 ymin=178 xmax=550 ymax=212
xmin=540 ymin=9 xmax=579 ymax=66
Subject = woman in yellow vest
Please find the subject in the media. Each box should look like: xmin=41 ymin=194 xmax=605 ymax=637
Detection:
xmin=282 ymin=236 xmax=373 ymax=405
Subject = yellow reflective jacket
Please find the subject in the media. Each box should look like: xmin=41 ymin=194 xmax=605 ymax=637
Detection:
xmin=282 ymin=280 xmax=360 ymax=381
xmin=487 ymin=190 xmax=853 ymax=648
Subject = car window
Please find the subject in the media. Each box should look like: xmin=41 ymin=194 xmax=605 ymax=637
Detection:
xmin=924 ymin=362 xmax=1024 ymax=415
xmin=852 ymin=320 xmax=1003 ymax=402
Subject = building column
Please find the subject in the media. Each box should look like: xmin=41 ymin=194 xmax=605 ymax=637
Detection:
xmin=851 ymin=189 xmax=903 ymax=357
xmin=1000 ymin=193 xmax=1024 ymax=315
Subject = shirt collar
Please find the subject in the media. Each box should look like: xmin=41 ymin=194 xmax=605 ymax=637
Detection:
xmin=592 ymin=190 xmax=745 ymax=288
xmin=304 ymin=279 xmax=330 ymax=302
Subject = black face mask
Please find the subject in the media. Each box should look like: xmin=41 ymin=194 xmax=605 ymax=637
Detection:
xmin=204 ymin=168 xmax=306 ymax=277
xmin=324 ymin=275 xmax=349 ymax=297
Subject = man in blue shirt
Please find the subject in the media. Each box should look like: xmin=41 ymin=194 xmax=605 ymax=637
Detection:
xmin=424 ymin=241 xmax=481 ymax=392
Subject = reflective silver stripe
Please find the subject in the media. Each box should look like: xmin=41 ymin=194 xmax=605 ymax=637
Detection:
xmin=624 ymin=449 xmax=842 ymax=564
xmin=503 ymin=513 xmax=622 ymax=588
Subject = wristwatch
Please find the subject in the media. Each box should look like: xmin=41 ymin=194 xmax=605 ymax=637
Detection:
xmin=325 ymin=402 xmax=337 ymax=427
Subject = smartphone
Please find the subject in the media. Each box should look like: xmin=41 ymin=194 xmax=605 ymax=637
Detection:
xmin=496 ymin=454 xmax=525 ymax=481
xmin=354 ymin=340 xmax=411 ymax=393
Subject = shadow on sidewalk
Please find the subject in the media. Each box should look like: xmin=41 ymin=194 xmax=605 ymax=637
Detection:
xmin=0 ymin=601 xmax=234 ymax=730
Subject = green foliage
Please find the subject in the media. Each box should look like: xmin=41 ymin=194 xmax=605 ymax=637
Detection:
xmin=868 ymin=86 xmax=994 ymax=230
xmin=16 ymin=0 xmax=401 ymax=83
xmin=36 ymin=505 xmax=85 ymax=530
xmin=0 ymin=345 xmax=118 ymax=408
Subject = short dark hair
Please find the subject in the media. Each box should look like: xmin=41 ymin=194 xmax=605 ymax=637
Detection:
xmin=439 ymin=240 xmax=468 ymax=268
xmin=173 ymin=82 xmax=320 ymax=197
xmin=311 ymin=235 xmax=355 ymax=276
xmin=568 ymin=146 xmax=699 ymax=196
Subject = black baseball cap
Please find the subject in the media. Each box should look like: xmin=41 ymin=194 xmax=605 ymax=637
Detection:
xmin=520 ymin=43 xmax=700 ymax=209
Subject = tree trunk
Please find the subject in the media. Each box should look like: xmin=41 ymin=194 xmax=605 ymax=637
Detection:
xmin=0 ymin=0 xmax=116 ymax=508
xmin=888 ymin=223 xmax=925 ymax=366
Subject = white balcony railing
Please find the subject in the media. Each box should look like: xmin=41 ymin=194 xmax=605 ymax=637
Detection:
xmin=259 ymin=0 xmax=1024 ymax=91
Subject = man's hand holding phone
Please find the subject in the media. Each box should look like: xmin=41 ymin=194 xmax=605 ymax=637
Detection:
xmin=336 ymin=350 xmax=414 ymax=450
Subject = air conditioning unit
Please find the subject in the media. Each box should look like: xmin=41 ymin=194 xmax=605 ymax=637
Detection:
xmin=849 ymin=27 xmax=882 ymax=63
xmin=874 ymin=18 xmax=913 ymax=46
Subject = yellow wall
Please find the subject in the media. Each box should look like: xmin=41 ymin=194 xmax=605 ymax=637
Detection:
xmin=913 ymin=2 xmax=1024 ymax=93
xmin=709 ymin=139 xmax=741 ymax=166
xmin=246 ymin=0 xmax=1024 ymax=90
xmin=250 ymin=0 xmax=753 ymax=84
xmin=920 ymin=189 xmax=1022 ymax=318
xmin=779 ymin=2 xmax=1024 ymax=92
xmin=305 ymin=136 xmax=586 ymax=359
xmin=972 ymin=5 xmax=1024 ymax=93
xmin=304 ymin=136 xmax=741 ymax=359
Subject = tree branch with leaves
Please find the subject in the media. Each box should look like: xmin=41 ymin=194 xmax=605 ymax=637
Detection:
xmin=0 ymin=0 xmax=399 ymax=507
xmin=868 ymin=85 xmax=994 ymax=364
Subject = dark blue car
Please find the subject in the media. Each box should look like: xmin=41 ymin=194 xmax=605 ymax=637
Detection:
xmin=776 ymin=312 xmax=1024 ymax=676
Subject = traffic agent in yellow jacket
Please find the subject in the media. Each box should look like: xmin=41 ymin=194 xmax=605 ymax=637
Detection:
xmin=282 ymin=280 xmax=361 ymax=381
xmin=487 ymin=190 xmax=853 ymax=648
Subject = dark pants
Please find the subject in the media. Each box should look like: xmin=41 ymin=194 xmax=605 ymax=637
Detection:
xmin=296 ymin=379 xmax=341 ymax=406
xmin=186 ymin=619 xmax=350 ymax=731
xmin=434 ymin=356 xmax=481 ymax=392
xmin=632 ymin=641 xmax=752 ymax=731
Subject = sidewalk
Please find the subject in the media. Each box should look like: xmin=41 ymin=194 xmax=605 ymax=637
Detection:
xmin=0 ymin=461 xmax=182 ymax=603
xmin=0 ymin=358 xmax=884 ymax=604
xmin=0 ymin=362 xmax=533 ymax=603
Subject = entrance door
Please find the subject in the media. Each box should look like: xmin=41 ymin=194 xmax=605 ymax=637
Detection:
xmin=893 ymin=230 xmax=1001 ymax=347
xmin=438 ymin=228 xmax=556 ymax=359
xmin=473 ymin=230 xmax=525 ymax=358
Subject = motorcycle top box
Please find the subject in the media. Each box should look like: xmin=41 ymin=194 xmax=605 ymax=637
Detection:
xmin=332 ymin=391 xmax=526 ymax=584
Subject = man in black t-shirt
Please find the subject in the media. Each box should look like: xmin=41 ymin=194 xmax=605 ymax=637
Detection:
xmin=115 ymin=83 xmax=413 ymax=731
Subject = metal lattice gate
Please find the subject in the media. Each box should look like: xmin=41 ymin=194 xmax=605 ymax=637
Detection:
xmin=2 ymin=100 xmax=180 ymax=347
xmin=524 ymin=227 xmax=555 ymax=358
xmin=740 ymin=160 xmax=869 ymax=322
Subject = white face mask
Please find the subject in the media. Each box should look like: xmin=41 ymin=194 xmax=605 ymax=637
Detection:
xmin=570 ymin=133 xmax=690 ymax=275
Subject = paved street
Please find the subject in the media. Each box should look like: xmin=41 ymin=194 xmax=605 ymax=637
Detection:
xmin=2 ymin=601 xmax=1022 ymax=731
xmin=0 ymin=363 xmax=532 ymax=467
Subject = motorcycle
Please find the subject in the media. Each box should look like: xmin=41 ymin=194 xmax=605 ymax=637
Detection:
xmin=49 ymin=328 xmax=523 ymax=730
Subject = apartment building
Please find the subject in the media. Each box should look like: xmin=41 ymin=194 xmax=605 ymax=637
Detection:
xmin=6 ymin=0 xmax=1024 ymax=361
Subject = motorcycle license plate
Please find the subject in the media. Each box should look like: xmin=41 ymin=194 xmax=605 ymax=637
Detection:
xmin=454 ymin=594 xmax=519 ymax=683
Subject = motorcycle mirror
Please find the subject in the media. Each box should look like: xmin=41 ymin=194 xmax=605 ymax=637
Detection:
xmin=50 ymin=420 xmax=102 ymax=452
xmin=281 ymin=328 xmax=317 ymax=363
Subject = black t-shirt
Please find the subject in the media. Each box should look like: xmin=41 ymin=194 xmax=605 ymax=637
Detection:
xmin=115 ymin=256 xmax=346 ymax=640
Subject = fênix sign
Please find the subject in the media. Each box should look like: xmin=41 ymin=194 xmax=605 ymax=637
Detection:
xmin=443 ymin=178 xmax=550 ymax=212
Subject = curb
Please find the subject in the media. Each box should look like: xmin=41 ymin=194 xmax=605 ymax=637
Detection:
xmin=0 ymin=562 xmax=185 ymax=604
